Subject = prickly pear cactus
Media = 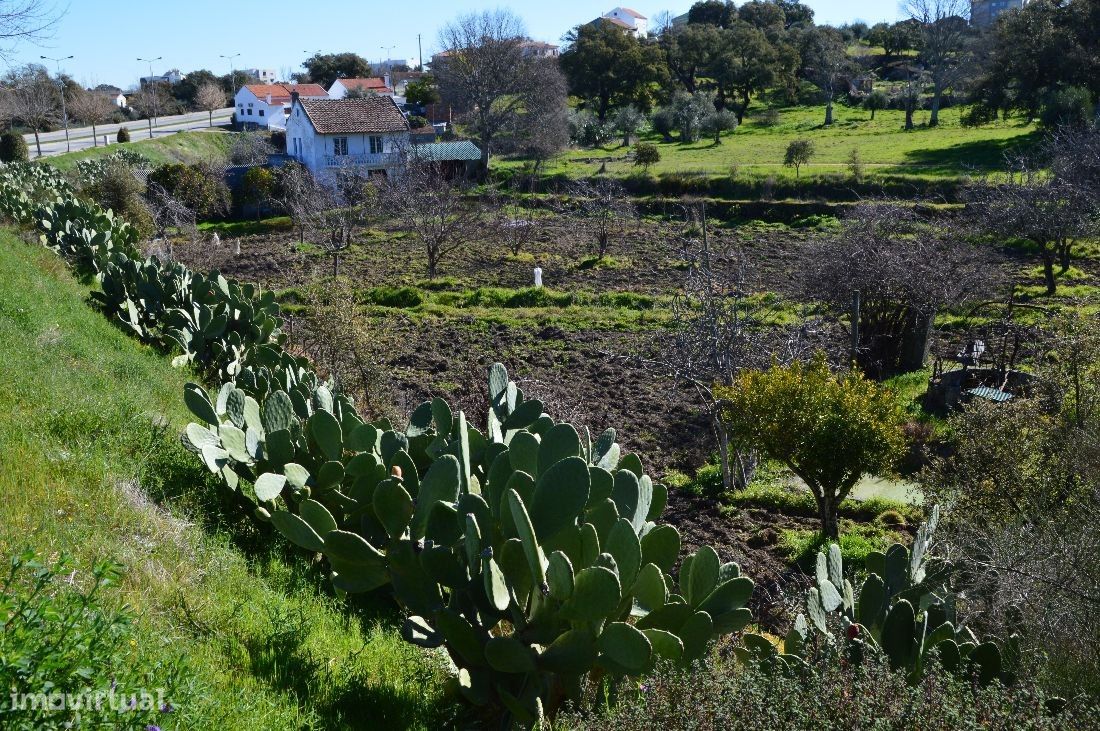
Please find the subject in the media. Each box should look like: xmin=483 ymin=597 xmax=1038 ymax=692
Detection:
xmin=184 ymin=363 xmax=755 ymax=726
xmin=763 ymin=509 xmax=1017 ymax=687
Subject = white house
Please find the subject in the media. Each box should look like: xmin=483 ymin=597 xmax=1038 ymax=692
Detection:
xmin=243 ymin=68 xmax=278 ymax=84
xmin=602 ymin=7 xmax=648 ymax=37
xmin=141 ymin=68 xmax=184 ymax=86
xmin=285 ymin=94 xmax=409 ymax=178
xmin=327 ymin=77 xmax=394 ymax=99
xmin=234 ymin=83 xmax=328 ymax=130
xmin=521 ymin=40 xmax=560 ymax=58
xmin=114 ymin=93 xmax=127 ymax=108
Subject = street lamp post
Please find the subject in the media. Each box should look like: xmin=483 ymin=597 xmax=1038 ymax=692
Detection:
xmin=137 ymin=56 xmax=162 ymax=139
xmin=220 ymin=53 xmax=240 ymax=125
xmin=40 ymin=55 xmax=74 ymax=153
xmin=380 ymin=45 xmax=397 ymax=76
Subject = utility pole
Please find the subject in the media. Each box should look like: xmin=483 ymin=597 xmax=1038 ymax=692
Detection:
xmin=220 ymin=53 xmax=241 ymax=124
xmin=41 ymin=55 xmax=74 ymax=153
xmin=418 ymin=34 xmax=423 ymax=71
xmin=137 ymin=56 xmax=162 ymax=138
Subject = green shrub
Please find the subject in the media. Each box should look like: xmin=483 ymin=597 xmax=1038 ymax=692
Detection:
xmin=778 ymin=522 xmax=902 ymax=566
xmin=147 ymin=162 xmax=231 ymax=221
xmin=116 ymin=127 xmax=130 ymax=143
xmin=634 ymin=142 xmax=660 ymax=171
xmin=364 ymin=285 xmax=425 ymax=308
xmin=1039 ymin=86 xmax=1095 ymax=129
xmin=0 ymin=550 xmax=186 ymax=728
xmin=0 ymin=131 xmax=28 ymax=162
xmin=561 ymin=655 xmax=1090 ymax=730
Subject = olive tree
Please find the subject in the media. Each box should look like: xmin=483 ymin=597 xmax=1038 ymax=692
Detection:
xmin=784 ymin=139 xmax=814 ymax=177
xmin=967 ymin=162 xmax=1098 ymax=295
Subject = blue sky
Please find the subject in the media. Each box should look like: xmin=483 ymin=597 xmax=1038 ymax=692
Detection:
xmin=7 ymin=1 xmax=903 ymax=89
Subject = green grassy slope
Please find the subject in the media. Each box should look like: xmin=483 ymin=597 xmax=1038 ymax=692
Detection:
xmin=41 ymin=129 xmax=235 ymax=172
xmin=506 ymin=105 xmax=1039 ymax=181
xmin=0 ymin=231 xmax=453 ymax=729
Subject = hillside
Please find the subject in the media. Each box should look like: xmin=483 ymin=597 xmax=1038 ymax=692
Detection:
xmin=0 ymin=231 xmax=452 ymax=729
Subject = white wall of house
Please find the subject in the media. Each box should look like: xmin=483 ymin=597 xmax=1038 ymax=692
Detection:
xmin=285 ymin=101 xmax=409 ymax=178
xmin=234 ymin=87 xmax=284 ymax=130
xmin=604 ymin=8 xmax=648 ymax=36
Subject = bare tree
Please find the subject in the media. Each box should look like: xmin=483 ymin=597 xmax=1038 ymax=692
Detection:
xmin=126 ymin=88 xmax=158 ymax=139
xmin=383 ymin=152 xmax=482 ymax=279
xmin=903 ymin=0 xmax=972 ymax=127
xmin=808 ymin=203 xmax=992 ymax=378
xmin=146 ymin=180 xmax=197 ymax=243
xmin=67 ymin=89 xmax=114 ymax=147
xmin=967 ymin=161 xmax=1098 ymax=295
xmin=632 ymin=202 xmax=819 ymax=491
xmin=280 ymin=164 xmax=378 ymax=278
xmin=8 ymin=67 xmax=57 ymax=157
xmin=487 ymin=186 xmax=539 ymax=257
xmin=294 ymin=278 xmax=397 ymax=421
xmin=436 ymin=9 xmax=567 ymax=175
xmin=229 ymin=130 xmax=274 ymax=165
xmin=0 ymin=1 xmax=60 ymax=60
xmin=195 ymin=82 xmax=226 ymax=127
xmin=499 ymin=59 xmax=570 ymax=182
xmin=560 ymin=177 xmax=635 ymax=261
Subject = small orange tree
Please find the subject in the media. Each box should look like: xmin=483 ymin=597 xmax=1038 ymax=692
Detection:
xmin=718 ymin=355 xmax=905 ymax=539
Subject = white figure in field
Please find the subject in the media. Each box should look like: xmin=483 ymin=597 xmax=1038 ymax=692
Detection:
xmin=234 ymin=239 xmax=241 ymax=256
xmin=534 ymin=266 xmax=543 ymax=288
xmin=211 ymin=232 xmax=221 ymax=248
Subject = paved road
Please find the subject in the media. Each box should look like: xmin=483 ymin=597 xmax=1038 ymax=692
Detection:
xmin=26 ymin=107 xmax=235 ymax=158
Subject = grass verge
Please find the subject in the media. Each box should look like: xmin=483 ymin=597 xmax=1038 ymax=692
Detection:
xmin=0 ymin=230 xmax=454 ymax=729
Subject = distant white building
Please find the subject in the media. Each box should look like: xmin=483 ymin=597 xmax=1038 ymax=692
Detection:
xmin=601 ymin=7 xmax=648 ymax=37
xmin=285 ymin=94 xmax=409 ymax=178
xmin=141 ymin=68 xmax=183 ymax=86
xmin=234 ymin=83 xmax=329 ymax=130
xmin=378 ymin=58 xmax=417 ymax=71
xmin=114 ymin=93 xmax=127 ymax=108
xmin=328 ymin=77 xmax=395 ymax=99
xmin=243 ymin=68 xmax=278 ymax=84
xmin=521 ymin=40 xmax=560 ymax=58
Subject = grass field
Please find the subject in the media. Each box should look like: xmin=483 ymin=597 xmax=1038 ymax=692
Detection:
xmin=511 ymin=104 xmax=1039 ymax=182
xmin=42 ymin=129 xmax=235 ymax=172
xmin=0 ymin=231 xmax=453 ymax=729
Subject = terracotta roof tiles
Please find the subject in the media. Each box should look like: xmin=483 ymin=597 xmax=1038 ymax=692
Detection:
xmin=297 ymin=96 xmax=409 ymax=134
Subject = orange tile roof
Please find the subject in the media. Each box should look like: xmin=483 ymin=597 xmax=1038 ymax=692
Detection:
xmin=338 ymin=77 xmax=390 ymax=90
xmin=244 ymin=83 xmax=328 ymax=103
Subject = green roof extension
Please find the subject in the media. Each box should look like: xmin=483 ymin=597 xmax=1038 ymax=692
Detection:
xmin=411 ymin=140 xmax=482 ymax=162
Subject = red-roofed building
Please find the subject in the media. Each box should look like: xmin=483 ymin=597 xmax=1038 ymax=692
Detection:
xmin=328 ymin=77 xmax=395 ymax=99
xmin=234 ymin=83 xmax=329 ymax=130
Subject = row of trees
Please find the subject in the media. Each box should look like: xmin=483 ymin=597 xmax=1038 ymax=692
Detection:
xmin=556 ymin=0 xmax=978 ymax=130
xmin=0 ymin=64 xmax=228 ymax=156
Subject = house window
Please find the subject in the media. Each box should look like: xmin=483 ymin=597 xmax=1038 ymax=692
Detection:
xmin=333 ymin=137 xmax=348 ymax=156
xmin=369 ymin=136 xmax=384 ymax=154
xmin=247 ymin=109 xmax=253 ymax=115
xmin=259 ymin=109 xmax=265 ymax=117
